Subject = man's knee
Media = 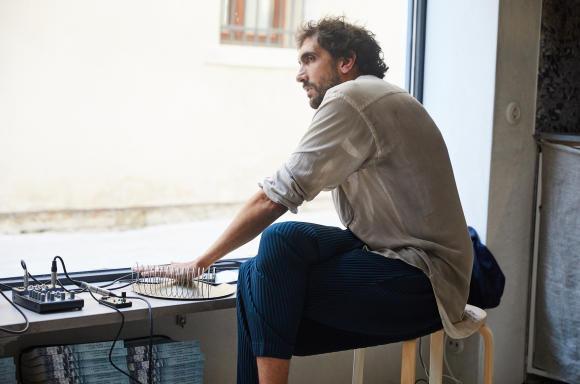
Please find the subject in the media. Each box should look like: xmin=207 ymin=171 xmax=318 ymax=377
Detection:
xmin=263 ymin=221 xmax=319 ymax=242
xmin=256 ymin=222 xmax=318 ymax=269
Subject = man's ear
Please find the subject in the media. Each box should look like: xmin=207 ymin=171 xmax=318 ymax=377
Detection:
xmin=337 ymin=53 xmax=357 ymax=76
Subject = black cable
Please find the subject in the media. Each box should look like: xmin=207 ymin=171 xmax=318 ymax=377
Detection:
xmin=108 ymin=281 xmax=138 ymax=291
xmin=53 ymin=256 xmax=84 ymax=288
xmin=53 ymin=255 xmax=95 ymax=296
xmin=86 ymin=290 xmax=143 ymax=384
xmin=126 ymin=296 xmax=154 ymax=384
xmin=55 ymin=256 xmax=153 ymax=384
xmin=54 ymin=257 xmax=136 ymax=293
xmin=99 ymin=273 xmax=135 ymax=288
xmin=0 ymin=290 xmax=29 ymax=334
xmin=26 ymin=272 xmax=42 ymax=285
xmin=56 ymin=274 xmax=136 ymax=294
xmin=54 ymin=256 xmax=135 ymax=381
xmin=56 ymin=279 xmax=76 ymax=293
xmin=56 ymin=279 xmax=88 ymax=295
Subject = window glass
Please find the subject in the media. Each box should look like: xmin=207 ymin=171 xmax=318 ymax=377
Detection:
xmin=0 ymin=1 xmax=409 ymax=278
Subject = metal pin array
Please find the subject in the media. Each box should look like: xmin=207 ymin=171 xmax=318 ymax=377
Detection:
xmin=132 ymin=263 xmax=218 ymax=300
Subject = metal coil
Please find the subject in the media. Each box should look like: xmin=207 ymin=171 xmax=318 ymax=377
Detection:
xmin=132 ymin=263 xmax=235 ymax=300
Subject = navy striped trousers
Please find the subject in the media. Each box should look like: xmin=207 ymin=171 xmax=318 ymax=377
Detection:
xmin=236 ymin=222 xmax=442 ymax=383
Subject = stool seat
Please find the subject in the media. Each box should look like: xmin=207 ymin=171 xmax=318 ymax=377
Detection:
xmin=351 ymin=304 xmax=494 ymax=384
xmin=464 ymin=304 xmax=487 ymax=322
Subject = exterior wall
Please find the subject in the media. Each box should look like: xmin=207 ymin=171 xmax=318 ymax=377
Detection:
xmin=0 ymin=0 xmax=305 ymax=213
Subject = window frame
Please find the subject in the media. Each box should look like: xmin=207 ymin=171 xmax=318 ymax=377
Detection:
xmin=406 ymin=0 xmax=427 ymax=102
xmin=220 ymin=0 xmax=300 ymax=48
xmin=0 ymin=268 xmax=131 ymax=291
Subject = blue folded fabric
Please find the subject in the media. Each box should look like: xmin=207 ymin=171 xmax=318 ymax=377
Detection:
xmin=467 ymin=226 xmax=506 ymax=309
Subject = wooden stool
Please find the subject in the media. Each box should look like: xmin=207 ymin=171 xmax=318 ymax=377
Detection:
xmin=351 ymin=304 xmax=494 ymax=384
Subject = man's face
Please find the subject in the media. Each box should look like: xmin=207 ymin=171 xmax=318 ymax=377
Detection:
xmin=296 ymin=36 xmax=341 ymax=109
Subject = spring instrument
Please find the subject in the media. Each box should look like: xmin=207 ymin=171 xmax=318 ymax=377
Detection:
xmin=132 ymin=264 xmax=236 ymax=300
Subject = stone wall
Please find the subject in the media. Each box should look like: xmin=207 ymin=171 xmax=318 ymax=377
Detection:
xmin=536 ymin=0 xmax=580 ymax=135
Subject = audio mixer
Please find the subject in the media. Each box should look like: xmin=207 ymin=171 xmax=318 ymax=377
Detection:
xmin=12 ymin=285 xmax=84 ymax=314
xmin=10 ymin=260 xmax=85 ymax=314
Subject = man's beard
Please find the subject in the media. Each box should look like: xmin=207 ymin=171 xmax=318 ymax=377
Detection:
xmin=306 ymin=71 xmax=341 ymax=109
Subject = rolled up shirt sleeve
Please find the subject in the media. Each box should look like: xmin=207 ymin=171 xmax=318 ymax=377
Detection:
xmin=260 ymin=93 xmax=376 ymax=213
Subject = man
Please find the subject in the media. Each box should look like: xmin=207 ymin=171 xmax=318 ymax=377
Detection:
xmin=180 ymin=17 xmax=473 ymax=384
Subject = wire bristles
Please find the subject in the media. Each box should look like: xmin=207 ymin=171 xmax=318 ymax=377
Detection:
xmin=132 ymin=263 xmax=218 ymax=300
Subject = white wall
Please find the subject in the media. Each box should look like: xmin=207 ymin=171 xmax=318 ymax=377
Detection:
xmin=0 ymin=0 xmax=407 ymax=215
xmin=486 ymin=1 xmax=542 ymax=383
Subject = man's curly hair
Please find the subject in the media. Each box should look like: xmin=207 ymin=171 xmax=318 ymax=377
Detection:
xmin=296 ymin=17 xmax=389 ymax=79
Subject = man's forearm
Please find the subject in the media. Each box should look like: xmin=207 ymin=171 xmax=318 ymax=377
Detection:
xmin=196 ymin=190 xmax=288 ymax=268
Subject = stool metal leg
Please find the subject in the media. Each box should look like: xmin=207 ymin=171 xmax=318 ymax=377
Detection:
xmin=401 ymin=339 xmax=417 ymax=384
xmin=429 ymin=330 xmax=444 ymax=384
xmin=479 ymin=324 xmax=494 ymax=384
xmin=352 ymin=348 xmax=365 ymax=384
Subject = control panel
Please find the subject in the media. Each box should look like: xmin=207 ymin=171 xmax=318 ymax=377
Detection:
xmin=12 ymin=285 xmax=84 ymax=314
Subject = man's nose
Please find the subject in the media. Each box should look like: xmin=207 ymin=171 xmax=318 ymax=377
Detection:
xmin=296 ymin=66 xmax=306 ymax=83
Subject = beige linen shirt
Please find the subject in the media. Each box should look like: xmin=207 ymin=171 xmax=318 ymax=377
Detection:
xmin=261 ymin=75 xmax=475 ymax=338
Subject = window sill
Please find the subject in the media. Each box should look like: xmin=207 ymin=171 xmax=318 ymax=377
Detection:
xmin=205 ymin=44 xmax=298 ymax=70
xmin=0 ymin=286 xmax=236 ymax=338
